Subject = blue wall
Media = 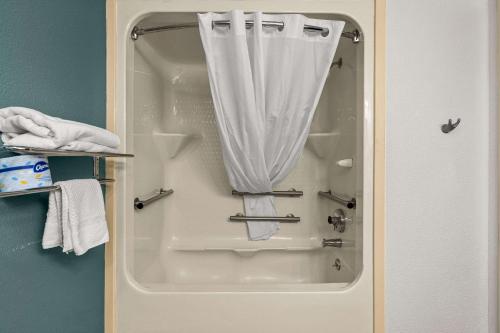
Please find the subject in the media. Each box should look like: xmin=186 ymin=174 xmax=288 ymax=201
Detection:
xmin=0 ymin=1 xmax=106 ymax=332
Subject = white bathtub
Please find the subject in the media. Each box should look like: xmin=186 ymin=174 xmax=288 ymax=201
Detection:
xmin=114 ymin=1 xmax=374 ymax=332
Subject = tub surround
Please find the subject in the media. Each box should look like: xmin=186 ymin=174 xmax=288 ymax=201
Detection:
xmin=113 ymin=1 xmax=374 ymax=331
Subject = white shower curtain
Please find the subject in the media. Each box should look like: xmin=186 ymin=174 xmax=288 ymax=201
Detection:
xmin=199 ymin=10 xmax=344 ymax=240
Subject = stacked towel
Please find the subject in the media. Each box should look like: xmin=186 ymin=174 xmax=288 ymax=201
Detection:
xmin=0 ymin=106 xmax=120 ymax=152
xmin=42 ymin=179 xmax=109 ymax=255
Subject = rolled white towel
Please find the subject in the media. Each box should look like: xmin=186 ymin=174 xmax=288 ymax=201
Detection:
xmin=0 ymin=106 xmax=120 ymax=152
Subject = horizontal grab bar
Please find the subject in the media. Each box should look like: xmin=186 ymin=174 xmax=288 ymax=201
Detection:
xmin=229 ymin=213 xmax=300 ymax=223
xmin=231 ymin=188 xmax=303 ymax=197
xmin=134 ymin=188 xmax=173 ymax=210
xmin=318 ymin=190 xmax=356 ymax=209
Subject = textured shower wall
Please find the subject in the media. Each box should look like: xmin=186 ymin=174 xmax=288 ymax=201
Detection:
xmin=132 ymin=44 xmax=167 ymax=283
xmin=130 ymin=14 xmax=362 ymax=285
xmin=0 ymin=1 xmax=106 ymax=332
xmin=385 ymin=0 xmax=497 ymax=332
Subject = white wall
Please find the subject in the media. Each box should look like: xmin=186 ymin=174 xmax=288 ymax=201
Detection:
xmin=386 ymin=0 xmax=497 ymax=332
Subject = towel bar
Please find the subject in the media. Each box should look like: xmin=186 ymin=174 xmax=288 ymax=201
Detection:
xmin=134 ymin=188 xmax=174 ymax=210
xmin=229 ymin=213 xmax=300 ymax=223
xmin=231 ymin=189 xmax=303 ymax=197
xmin=0 ymin=179 xmax=114 ymax=198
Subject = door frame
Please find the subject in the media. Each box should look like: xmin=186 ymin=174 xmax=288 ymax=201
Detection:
xmin=104 ymin=0 xmax=117 ymax=332
xmin=373 ymin=0 xmax=386 ymax=332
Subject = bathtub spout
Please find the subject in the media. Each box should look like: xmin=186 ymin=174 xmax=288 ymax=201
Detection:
xmin=322 ymin=238 xmax=350 ymax=248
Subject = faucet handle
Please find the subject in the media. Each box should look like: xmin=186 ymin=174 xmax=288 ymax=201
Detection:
xmin=327 ymin=209 xmax=351 ymax=233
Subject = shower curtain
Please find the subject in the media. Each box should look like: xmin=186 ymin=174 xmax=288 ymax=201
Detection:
xmin=199 ymin=10 xmax=344 ymax=240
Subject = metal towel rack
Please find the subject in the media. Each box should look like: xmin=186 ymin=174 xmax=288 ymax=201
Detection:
xmin=318 ymin=190 xmax=356 ymax=209
xmin=0 ymin=179 xmax=114 ymax=198
xmin=229 ymin=213 xmax=300 ymax=223
xmin=134 ymin=188 xmax=174 ymax=210
xmin=3 ymin=146 xmax=134 ymax=158
xmin=0 ymin=146 xmax=133 ymax=198
xmin=232 ymin=188 xmax=303 ymax=197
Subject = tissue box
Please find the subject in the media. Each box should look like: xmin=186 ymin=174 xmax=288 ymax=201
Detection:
xmin=0 ymin=155 xmax=53 ymax=192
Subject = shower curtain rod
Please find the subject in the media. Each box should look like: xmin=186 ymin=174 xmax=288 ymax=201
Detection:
xmin=131 ymin=21 xmax=361 ymax=43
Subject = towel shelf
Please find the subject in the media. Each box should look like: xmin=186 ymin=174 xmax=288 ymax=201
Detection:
xmin=0 ymin=179 xmax=114 ymax=198
xmin=0 ymin=145 xmax=133 ymax=199
xmin=231 ymin=188 xmax=303 ymax=197
xmin=229 ymin=213 xmax=300 ymax=223
xmin=3 ymin=146 xmax=134 ymax=158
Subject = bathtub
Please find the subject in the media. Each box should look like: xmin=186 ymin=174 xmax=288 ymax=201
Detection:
xmin=114 ymin=1 xmax=374 ymax=332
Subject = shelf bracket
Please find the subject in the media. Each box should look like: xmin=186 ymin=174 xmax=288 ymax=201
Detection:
xmin=93 ymin=156 xmax=100 ymax=179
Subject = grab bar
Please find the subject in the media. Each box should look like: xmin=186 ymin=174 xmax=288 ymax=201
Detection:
xmin=318 ymin=190 xmax=356 ymax=209
xmin=232 ymin=188 xmax=303 ymax=197
xmin=229 ymin=213 xmax=300 ymax=223
xmin=134 ymin=188 xmax=173 ymax=210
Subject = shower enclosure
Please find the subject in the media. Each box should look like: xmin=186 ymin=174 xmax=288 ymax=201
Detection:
xmin=114 ymin=1 xmax=374 ymax=332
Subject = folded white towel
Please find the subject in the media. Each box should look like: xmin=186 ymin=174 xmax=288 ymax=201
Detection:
xmin=42 ymin=179 xmax=109 ymax=255
xmin=0 ymin=106 xmax=120 ymax=152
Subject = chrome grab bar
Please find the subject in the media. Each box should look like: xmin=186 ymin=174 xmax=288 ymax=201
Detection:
xmin=318 ymin=190 xmax=356 ymax=209
xmin=229 ymin=213 xmax=300 ymax=223
xmin=134 ymin=188 xmax=173 ymax=210
xmin=232 ymin=188 xmax=303 ymax=197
